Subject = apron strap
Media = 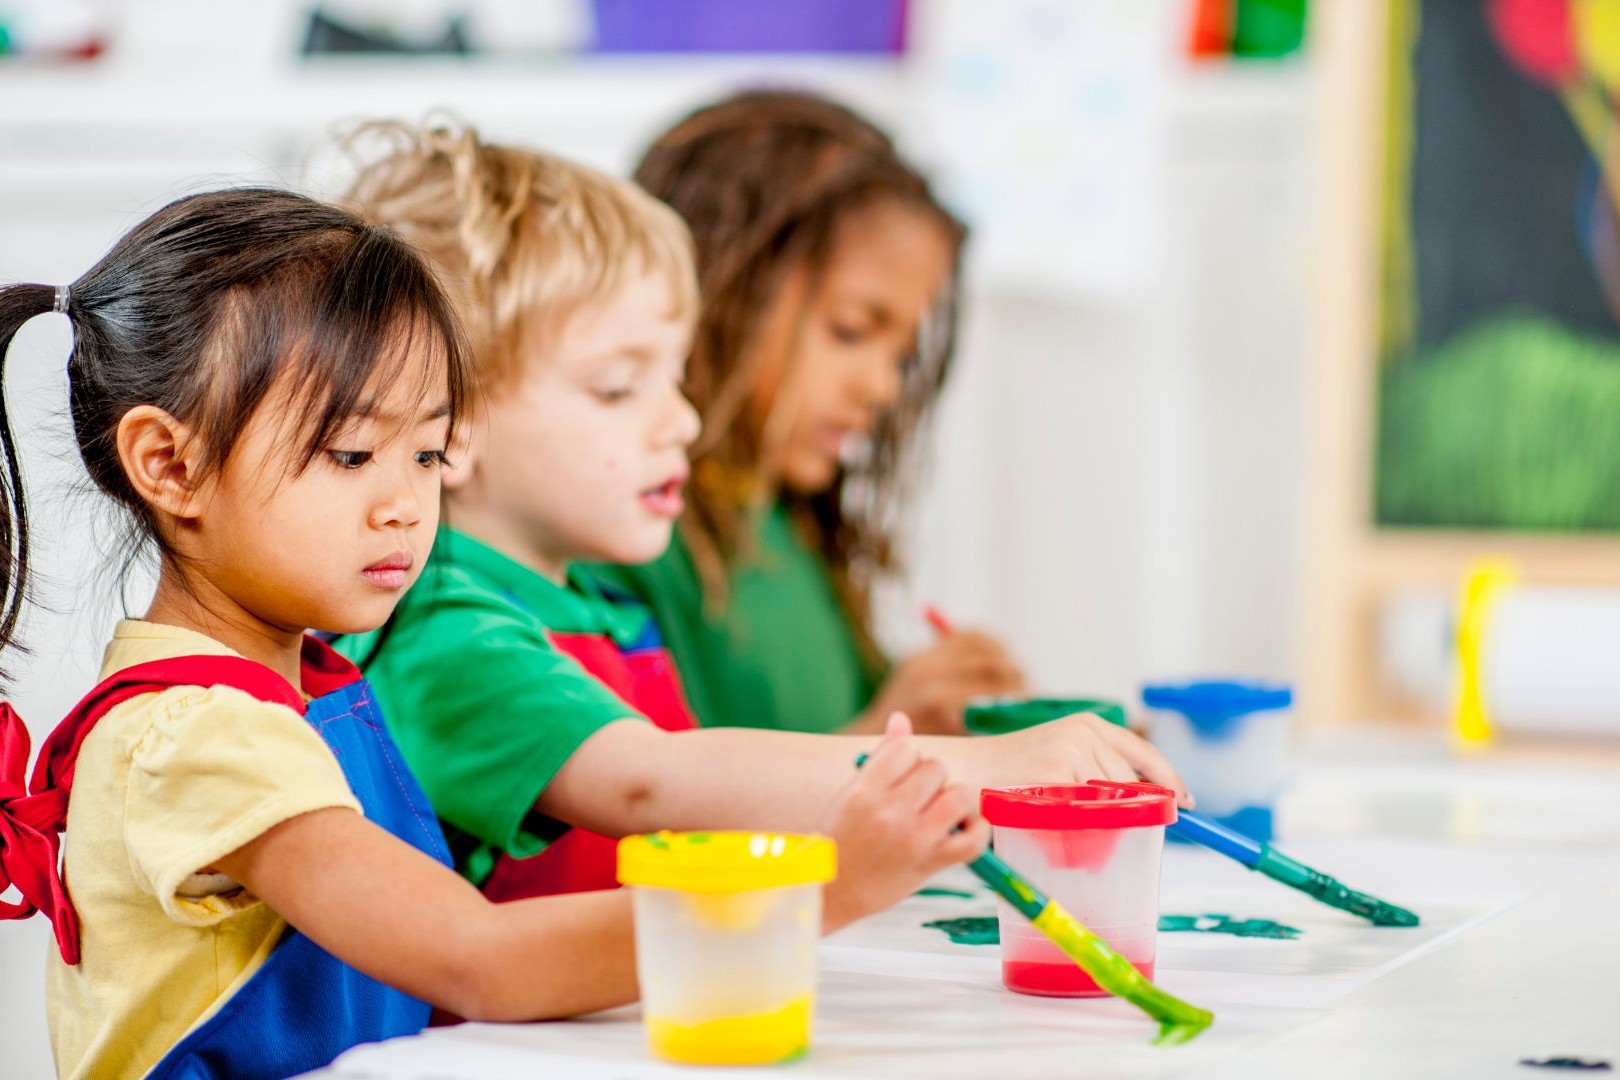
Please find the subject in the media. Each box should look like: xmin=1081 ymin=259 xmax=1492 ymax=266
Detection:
xmin=1 ymin=653 xmax=304 ymax=964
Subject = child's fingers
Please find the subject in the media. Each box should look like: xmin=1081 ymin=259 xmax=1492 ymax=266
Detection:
xmin=938 ymin=815 xmax=992 ymax=864
xmin=1105 ymin=724 xmax=1193 ymax=808
xmin=918 ymin=781 xmax=978 ymax=836
xmin=1092 ymin=743 xmax=1137 ymax=785
xmin=860 ymin=712 xmax=922 ymax=785
xmin=891 ymin=755 xmax=951 ymax=812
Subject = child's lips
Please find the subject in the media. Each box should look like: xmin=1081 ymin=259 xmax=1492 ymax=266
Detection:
xmin=362 ymin=551 xmax=413 ymax=589
xmin=814 ymin=423 xmax=868 ymax=460
xmin=639 ymin=476 xmax=686 ymax=519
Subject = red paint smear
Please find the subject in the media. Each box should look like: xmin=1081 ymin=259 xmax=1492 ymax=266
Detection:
xmin=1032 ymin=827 xmax=1122 ymax=871
xmin=1487 ymin=0 xmax=1579 ymax=87
xmin=1003 ymin=956 xmax=1156 ymax=998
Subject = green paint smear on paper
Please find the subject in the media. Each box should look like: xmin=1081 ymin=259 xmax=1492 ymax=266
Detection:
xmin=1159 ymin=914 xmax=1303 ymax=940
xmin=923 ymin=913 xmax=1304 ymax=947
xmin=914 ymin=886 xmax=978 ymax=900
xmin=923 ymin=916 xmax=1000 ymax=945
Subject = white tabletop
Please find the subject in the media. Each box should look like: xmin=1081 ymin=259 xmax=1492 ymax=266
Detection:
xmin=309 ymin=736 xmax=1620 ymax=1079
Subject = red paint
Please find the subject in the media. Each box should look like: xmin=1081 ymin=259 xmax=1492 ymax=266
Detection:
xmin=1003 ymin=956 xmax=1155 ymax=998
xmin=1032 ymin=826 xmax=1123 ymax=871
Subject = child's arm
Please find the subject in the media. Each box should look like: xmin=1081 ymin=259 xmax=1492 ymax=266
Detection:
xmin=539 ymin=709 xmax=1189 ymax=840
xmin=215 ymin=806 xmax=639 ymax=1021
xmin=213 ymin=716 xmax=984 ymax=1022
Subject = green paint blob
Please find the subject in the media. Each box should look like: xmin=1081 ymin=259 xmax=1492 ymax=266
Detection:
xmin=915 ymin=886 xmax=979 ymax=900
xmin=925 ymin=913 xmax=1303 ymax=946
xmin=923 ymin=916 xmax=1001 ymax=945
xmin=1159 ymin=914 xmax=1302 ymax=939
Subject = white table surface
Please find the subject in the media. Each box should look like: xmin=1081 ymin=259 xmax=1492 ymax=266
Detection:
xmin=307 ymin=735 xmax=1620 ymax=1079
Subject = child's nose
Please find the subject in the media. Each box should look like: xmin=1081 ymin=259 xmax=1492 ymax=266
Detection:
xmin=370 ymin=468 xmax=424 ymax=529
xmin=853 ymin=353 xmax=904 ymax=411
xmin=660 ymin=387 xmax=702 ymax=449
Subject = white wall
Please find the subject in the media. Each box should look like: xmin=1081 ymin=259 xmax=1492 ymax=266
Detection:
xmin=0 ymin=11 xmax=1311 ymax=1074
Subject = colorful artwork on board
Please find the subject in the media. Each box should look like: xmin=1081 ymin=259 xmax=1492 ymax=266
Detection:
xmin=1374 ymin=0 xmax=1620 ymax=531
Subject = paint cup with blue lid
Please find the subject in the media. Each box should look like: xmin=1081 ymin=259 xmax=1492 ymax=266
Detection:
xmin=1141 ymin=680 xmax=1292 ymax=842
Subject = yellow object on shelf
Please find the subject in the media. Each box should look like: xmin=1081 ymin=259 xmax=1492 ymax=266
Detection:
xmin=646 ymin=993 xmax=812 ymax=1066
xmin=1455 ymin=559 xmax=1518 ymax=748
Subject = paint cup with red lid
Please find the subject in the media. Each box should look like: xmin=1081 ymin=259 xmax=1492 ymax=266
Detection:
xmin=981 ymin=781 xmax=1176 ymax=997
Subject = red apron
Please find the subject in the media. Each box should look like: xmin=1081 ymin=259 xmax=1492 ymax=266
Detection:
xmin=478 ymin=629 xmax=697 ymax=901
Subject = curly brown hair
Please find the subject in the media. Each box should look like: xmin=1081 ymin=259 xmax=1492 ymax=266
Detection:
xmin=634 ymin=89 xmax=966 ymax=655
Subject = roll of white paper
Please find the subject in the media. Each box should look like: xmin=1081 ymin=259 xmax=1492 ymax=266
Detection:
xmin=1484 ymin=589 xmax=1620 ymax=735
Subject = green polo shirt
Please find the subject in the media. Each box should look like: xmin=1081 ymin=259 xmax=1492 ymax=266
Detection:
xmin=339 ymin=528 xmax=647 ymax=885
xmin=592 ymin=503 xmax=884 ymax=734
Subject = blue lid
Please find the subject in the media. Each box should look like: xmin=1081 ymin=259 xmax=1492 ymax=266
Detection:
xmin=1141 ymin=680 xmax=1292 ymax=740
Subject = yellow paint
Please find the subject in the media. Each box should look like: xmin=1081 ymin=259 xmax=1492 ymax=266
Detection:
xmin=687 ymin=889 xmax=776 ymax=933
xmin=646 ymin=993 xmax=812 ymax=1066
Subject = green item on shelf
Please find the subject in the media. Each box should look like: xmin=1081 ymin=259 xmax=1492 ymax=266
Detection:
xmin=1233 ymin=0 xmax=1308 ymax=58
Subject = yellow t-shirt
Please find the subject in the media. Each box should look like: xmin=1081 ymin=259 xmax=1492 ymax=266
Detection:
xmin=46 ymin=620 xmax=361 ymax=1080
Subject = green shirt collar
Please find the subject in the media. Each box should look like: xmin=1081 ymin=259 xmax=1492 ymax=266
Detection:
xmin=433 ymin=528 xmax=650 ymax=645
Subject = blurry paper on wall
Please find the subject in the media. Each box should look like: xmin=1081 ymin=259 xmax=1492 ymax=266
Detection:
xmin=910 ymin=0 xmax=1181 ymax=300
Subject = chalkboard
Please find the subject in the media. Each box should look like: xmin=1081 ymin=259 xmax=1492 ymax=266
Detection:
xmin=1373 ymin=0 xmax=1620 ymax=531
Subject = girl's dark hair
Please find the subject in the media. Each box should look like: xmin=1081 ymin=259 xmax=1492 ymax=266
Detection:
xmin=633 ymin=89 xmax=967 ymax=662
xmin=0 ymin=187 xmax=469 ymax=680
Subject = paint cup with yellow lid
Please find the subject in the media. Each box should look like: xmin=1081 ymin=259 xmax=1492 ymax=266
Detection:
xmin=617 ymin=831 xmax=836 ymax=1066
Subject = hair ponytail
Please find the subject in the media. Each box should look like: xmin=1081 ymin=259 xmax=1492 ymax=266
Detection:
xmin=0 ymin=282 xmax=65 ymax=680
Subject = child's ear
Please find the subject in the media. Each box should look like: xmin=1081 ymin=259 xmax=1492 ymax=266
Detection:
xmin=117 ymin=405 xmax=208 ymax=520
xmin=440 ymin=425 xmax=478 ymax=494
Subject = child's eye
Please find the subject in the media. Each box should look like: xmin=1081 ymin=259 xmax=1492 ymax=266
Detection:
xmin=830 ymin=323 xmax=870 ymax=346
xmin=415 ymin=449 xmax=450 ymax=468
xmin=328 ymin=450 xmax=373 ymax=470
xmin=593 ymin=387 xmax=633 ymax=404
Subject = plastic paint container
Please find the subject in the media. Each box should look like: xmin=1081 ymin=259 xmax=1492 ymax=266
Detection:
xmin=963 ymin=696 xmax=1128 ymax=735
xmin=617 ymin=831 xmax=836 ymax=1065
xmin=980 ymin=782 xmax=1176 ymax=997
xmin=1142 ymin=680 xmax=1291 ymax=842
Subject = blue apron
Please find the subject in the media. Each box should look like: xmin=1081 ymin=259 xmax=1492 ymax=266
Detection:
xmin=143 ymin=641 xmax=451 ymax=1079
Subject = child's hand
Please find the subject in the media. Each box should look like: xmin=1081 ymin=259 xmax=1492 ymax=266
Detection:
xmin=821 ymin=713 xmax=990 ymax=930
xmin=860 ymin=632 xmax=1025 ymax=735
xmin=969 ymin=712 xmax=1194 ymax=809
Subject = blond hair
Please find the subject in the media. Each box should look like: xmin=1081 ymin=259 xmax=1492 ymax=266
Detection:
xmin=340 ymin=120 xmax=698 ymax=390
